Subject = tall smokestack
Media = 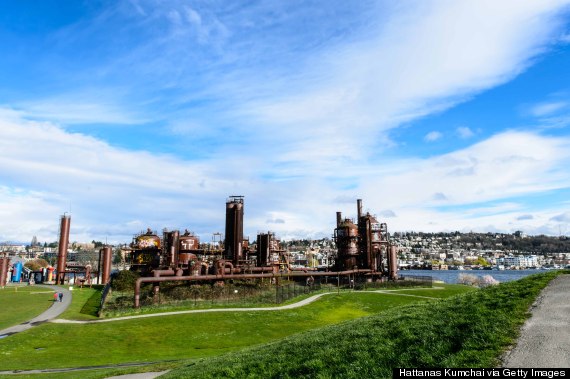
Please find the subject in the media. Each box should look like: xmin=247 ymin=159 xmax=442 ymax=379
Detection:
xmin=388 ymin=244 xmax=398 ymax=280
xmin=56 ymin=214 xmax=71 ymax=285
xmin=336 ymin=212 xmax=342 ymax=228
xmin=357 ymin=199 xmax=363 ymax=221
xmin=0 ymin=255 xmax=9 ymax=287
xmin=225 ymin=196 xmax=244 ymax=266
xmin=101 ymin=246 xmax=113 ymax=285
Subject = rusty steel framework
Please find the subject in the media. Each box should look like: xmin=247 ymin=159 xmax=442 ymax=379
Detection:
xmin=123 ymin=195 xmax=399 ymax=308
xmin=334 ymin=199 xmax=398 ymax=279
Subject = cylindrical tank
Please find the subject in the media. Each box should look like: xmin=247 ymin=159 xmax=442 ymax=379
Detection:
xmin=101 ymin=246 xmax=113 ymax=284
xmin=334 ymin=218 xmax=359 ymax=270
xmin=178 ymin=252 xmax=197 ymax=265
xmin=257 ymin=233 xmax=271 ymax=267
xmin=180 ymin=234 xmax=199 ymax=251
xmin=0 ymin=257 xmax=9 ymax=287
xmin=225 ymin=196 xmax=244 ymax=265
xmin=135 ymin=230 xmax=161 ymax=249
xmin=47 ymin=266 xmax=54 ymax=282
xmin=162 ymin=230 xmax=181 ymax=267
xmin=12 ymin=261 xmax=23 ymax=282
xmin=56 ymin=215 xmax=71 ymax=285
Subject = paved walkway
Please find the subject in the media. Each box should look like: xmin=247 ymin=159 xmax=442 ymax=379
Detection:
xmin=502 ymin=274 xmax=570 ymax=368
xmin=105 ymin=370 xmax=170 ymax=379
xmin=0 ymin=285 xmax=72 ymax=338
xmin=51 ymin=287 xmax=442 ymax=325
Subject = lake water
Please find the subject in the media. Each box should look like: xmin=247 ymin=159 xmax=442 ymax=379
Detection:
xmin=401 ymin=269 xmax=546 ymax=284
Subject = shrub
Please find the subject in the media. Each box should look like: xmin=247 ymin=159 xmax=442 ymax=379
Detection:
xmin=111 ymin=270 xmax=140 ymax=292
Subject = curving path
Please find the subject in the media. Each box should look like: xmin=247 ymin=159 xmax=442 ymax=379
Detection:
xmin=0 ymin=287 xmax=440 ymax=377
xmin=0 ymin=285 xmax=72 ymax=338
xmin=502 ymin=274 xmax=570 ymax=368
xmin=50 ymin=287 xmax=442 ymax=325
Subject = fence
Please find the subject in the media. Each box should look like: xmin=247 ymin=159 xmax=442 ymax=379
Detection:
xmin=102 ymin=273 xmax=434 ymax=312
xmin=98 ymin=282 xmax=112 ymax=316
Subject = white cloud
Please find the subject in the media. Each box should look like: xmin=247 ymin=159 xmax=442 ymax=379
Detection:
xmin=456 ymin=126 xmax=475 ymax=139
xmin=560 ymin=33 xmax=570 ymax=43
xmin=3 ymin=2 xmax=570 ymax=242
xmin=424 ymin=131 xmax=443 ymax=142
xmin=530 ymin=101 xmax=568 ymax=117
xmin=1 ymin=111 xmax=570 ymax=242
xmin=244 ymin=0 xmax=570 ymax=163
xmin=16 ymin=94 xmax=148 ymax=125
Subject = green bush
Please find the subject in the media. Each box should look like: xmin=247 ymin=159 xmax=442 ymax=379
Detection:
xmin=111 ymin=270 xmax=140 ymax=292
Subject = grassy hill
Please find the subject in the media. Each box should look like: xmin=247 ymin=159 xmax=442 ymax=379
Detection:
xmin=162 ymin=271 xmax=564 ymax=378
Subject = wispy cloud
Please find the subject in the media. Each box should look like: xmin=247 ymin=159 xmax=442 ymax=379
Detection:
xmin=456 ymin=126 xmax=475 ymax=139
xmin=530 ymin=101 xmax=568 ymax=117
xmin=424 ymin=131 xmax=443 ymax=142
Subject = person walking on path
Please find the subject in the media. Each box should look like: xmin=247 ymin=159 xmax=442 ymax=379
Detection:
xmin=58 ymin=292 xmax=63 ymax=302
xmin=53 ymin=292 xmax=58 ymax=302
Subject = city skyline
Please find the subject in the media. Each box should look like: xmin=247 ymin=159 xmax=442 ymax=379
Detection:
xmin=1 ymin=1 xmax=570 ymax=244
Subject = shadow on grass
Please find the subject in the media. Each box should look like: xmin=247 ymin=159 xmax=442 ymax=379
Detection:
xmin=80 ymin=290 xmax=103 ymax=317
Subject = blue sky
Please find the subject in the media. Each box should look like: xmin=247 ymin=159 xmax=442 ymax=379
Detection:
xmin=1 ymin=0 xmax=570 ymax=244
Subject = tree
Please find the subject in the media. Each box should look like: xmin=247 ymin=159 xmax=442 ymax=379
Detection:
xmin=113 ymin=249 xmax=123 ymax=265
xmin=24 ymin=258 xmax=49 ymax=271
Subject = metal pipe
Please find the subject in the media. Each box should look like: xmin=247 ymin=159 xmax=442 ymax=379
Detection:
xmin=101 ymin=246 xmax=113 ymax=284
xmin=133 ymin=269 xmax=371 ymax=308
xmin=56 ymin=215 xmax=71 ymax=285
xmin=365 ymin=218 xmax=372 ymax=270
xmin=388 ymin=245 xmax=398 ymax=280
xmin=0 ymin=256 xmax=9 ymax=287
xmin=172 ymin=230 xmax=180 ymax=268
xmin=357 ymin=199 xmax=362 ymax=221
xmin=97 ymin=249 xmax=102 ymax=285
xmin=336 ymin=212 xmax=342 ymax=228
xmin=152 ymin=269 xmax=175 ymax=277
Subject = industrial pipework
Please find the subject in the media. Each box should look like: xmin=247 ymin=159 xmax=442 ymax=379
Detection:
xmin=335 ymin=199 xmax=397 ymax=277
xmin=124 ymin=195 xmax=399 ymax=308
xmin=56 ymin=214 xmax=71 ymax=285
xmin=133 ymin=268 xmax=371 ymax=308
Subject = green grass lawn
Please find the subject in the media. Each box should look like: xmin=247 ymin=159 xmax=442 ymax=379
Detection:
xmin=59 ymin=286 xmax=103 ymax=321
xmin=163 ymin=271 xmax=565 ymax=378
xmin=0 ymin=284 xmax=471 ymax=371
xmin=0 ymin=286 xmax=54 ymax=330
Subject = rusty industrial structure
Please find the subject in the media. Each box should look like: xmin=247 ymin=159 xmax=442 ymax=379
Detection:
xmin=44 ymin=196 xmax=398 ymax=306
xmin=124 ymin=196 xmax=399 ymax=308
